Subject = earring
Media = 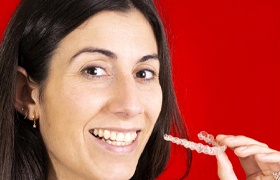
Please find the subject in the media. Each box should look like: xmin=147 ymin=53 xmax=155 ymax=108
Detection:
xmin=21 ymin=107 xmax=29 ymax=119
xmin=24 ymin=109 xmax=28 ymax=119
xmin=33 ymin=112 xmax=37 ymax=128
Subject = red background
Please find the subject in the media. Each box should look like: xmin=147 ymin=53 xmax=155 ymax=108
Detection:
xmin=1 ymin=1 xmax=280 ymax=179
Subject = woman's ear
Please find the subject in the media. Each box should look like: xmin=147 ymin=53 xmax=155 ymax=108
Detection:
xmin=14 ymin=66 xmax=40 ymax=120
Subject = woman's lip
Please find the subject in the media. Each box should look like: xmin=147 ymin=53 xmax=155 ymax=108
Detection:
xmin=89 ymin=130 xmax=140 ymax=154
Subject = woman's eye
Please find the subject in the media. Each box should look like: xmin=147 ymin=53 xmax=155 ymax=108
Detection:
xmin=82 ymin=66 xmax=107 ymax=77
xmin=136 ymin=69 xmax=155 ymax=81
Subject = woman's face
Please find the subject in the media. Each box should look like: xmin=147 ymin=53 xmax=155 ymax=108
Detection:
xmin=35 ymin=10 xmax=162 ymax=179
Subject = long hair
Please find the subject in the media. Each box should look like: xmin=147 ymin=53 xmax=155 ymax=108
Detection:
xmin=0 ymin=0 xmax=192 ymax=179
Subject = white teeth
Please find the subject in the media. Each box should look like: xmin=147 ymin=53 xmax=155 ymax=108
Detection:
xmin=132 ymin=132 xmax=137 ymax=140
xmin=98 ymin=129 xmax=103 ymax=138
xmin=91 ymin=129 xmax=138 ymax=146
xmin=93 ymin=129 xmax=98 ymax=136
xmin=103 ymin=130 xmax=110 ymax=140
xmin=116 ymin=133 xmax=125 ymax=142
xmin=110 ymin=132 xmax=117 ymax=141
xmin=124 ymin=133 xmax=131 ymax=142
xmin=106 ymin=140 xmax=112 ymax=145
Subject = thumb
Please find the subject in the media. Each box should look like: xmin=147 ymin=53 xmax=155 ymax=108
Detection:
xmin=216 ymin=152 xmax=238 ymax=180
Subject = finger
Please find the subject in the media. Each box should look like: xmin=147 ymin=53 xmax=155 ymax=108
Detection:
xmin=216 ymin=134 xmax=228 ymax=142
xmin=255 ymin=152 xmax=280 ymax=173
xmin=232 ymin=145 xmax=277 ymax=176
xmin=216 ymin=152 xmax=238 ymax=180
xmin=217 ymin=135 xmax=268 ymax=149
xmin=255 ymin=152 xmax=280 ymax=164
xmin=234 ymin=144 xmax=276 ymax=158
xmin=235 ymin=147 xmax=280 ymax=176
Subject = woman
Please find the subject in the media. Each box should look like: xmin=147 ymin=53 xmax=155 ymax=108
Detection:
xmin=0 ymin=0 xmax=279 ymax=179
xmin=0 ymin=0 xmax=191 ymax=179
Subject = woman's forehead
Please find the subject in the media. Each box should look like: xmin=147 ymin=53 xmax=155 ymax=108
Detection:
xmin=54 ymin=10 xmax=157 ymax=61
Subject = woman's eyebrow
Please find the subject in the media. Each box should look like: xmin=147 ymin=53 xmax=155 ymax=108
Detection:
xmin=70 ymin=47 xmax=159 ymax=63
xmin=71 ymin=47 xmax=117 ymax=62
xmin=139 ymin=54 xmax=159 ymax=63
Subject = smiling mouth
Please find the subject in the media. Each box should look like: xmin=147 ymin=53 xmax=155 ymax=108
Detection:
xmin=89 ymin=129 xmax=139 ymax=146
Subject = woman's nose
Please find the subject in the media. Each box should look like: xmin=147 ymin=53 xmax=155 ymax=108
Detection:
xmin=107 ymin=76 xmax=144 ymax=119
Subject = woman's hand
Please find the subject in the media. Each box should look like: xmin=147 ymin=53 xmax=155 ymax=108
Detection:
xmin=215 ymin=134 xmax=280 ymax=180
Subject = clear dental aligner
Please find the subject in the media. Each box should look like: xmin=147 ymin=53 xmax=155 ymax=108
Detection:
xmin=164 ymin=131 xmax=227 ymax=155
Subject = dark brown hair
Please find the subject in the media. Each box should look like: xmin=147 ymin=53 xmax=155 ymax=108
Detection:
xmin=0 ymin=0 xmax=192 ymax=179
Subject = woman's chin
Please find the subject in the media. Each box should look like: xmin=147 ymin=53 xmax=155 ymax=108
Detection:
xmin=99 ymin=166 xmax=136 ymax=180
